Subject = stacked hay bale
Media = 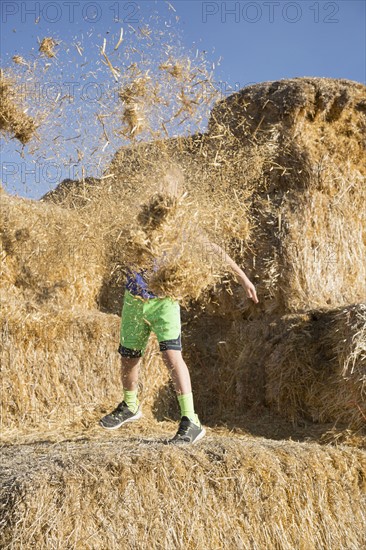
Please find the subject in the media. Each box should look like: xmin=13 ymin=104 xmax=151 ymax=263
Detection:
xmin=207 ymin=77 xmax=366 ymax=315
xmin=0 ymin=192 xmax=105 ymax=436
xmin=207 ymin=303 xmax=366 ymax=430
xmin=0 ymin=298 xmax=170 ymax=439
xmin=1 ymin=77 xmax=366 ymax=549
xmin=10 ymin=77 xmax=366 ymax=434
xmin=265 ymin=303 xmax=366 ymax=428
xmin=1 ymin=437 xmax=365 ymax=549
xmin=0 ymin=192 xmax=104 ymax=310
xmin=0 ymin=300 xmax=120 ymax=437
xmin=201 ymin=77 xmax=366 ymax=428
xmin=0 ymin=191 xmax=174 ymax=438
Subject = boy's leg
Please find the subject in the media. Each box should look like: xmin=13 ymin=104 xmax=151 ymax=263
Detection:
xmin=99 ymin=354 xmax=143 ymax=429
xmin=121 ymin=356 xmax=141 ymax=391
xmin=161 ymin=349 xmax=192 ymax=395
xmin=118 ymin=290 xmax=150 ymax=412
xmin=100 ymin=291 xmax=149 ymax=429
xmin=121 ymin=356 xmax=141 ymax=413
xmin=163 ymin=350 xmax=205 ymax=444
xmin=145 ymin=297 xmax=205 ymax=443
xmin=161 ymin=349 xmax=198 ymax=423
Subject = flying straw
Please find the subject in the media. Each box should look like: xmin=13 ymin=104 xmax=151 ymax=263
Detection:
xmin=114 ymin=28 xmax=124 ymax=51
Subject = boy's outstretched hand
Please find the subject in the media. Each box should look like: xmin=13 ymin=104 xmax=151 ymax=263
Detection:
xmin=199 ymin=236 xmax=259 ymax=304
xmin=237 ymin=275 xmax=259 ymax=304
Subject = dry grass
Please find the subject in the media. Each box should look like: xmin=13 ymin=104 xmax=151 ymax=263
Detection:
xmin=121 ymin=102 xmax=147 ymax=137
xmin=118 ymin=74 xmax=151 ymax=136
xmin=121 ymin=188 xmax=231 ymax=303
xmin=159 ymin=57 xmax=190 ymax=80
xmin=12 ymin=55 xmax=26 ymax=66
xmin=39 ymin=37 xmax=58 ymax=58
xmin=114 ymin=50 xmax=218 ymax=140
xmin=95 ymin=134 xmax=262 ymax=310
xmin=1 ymin=436 xmax=365 ymax=549
xmin=0 ymin=193 xmax=105 ymax=310
xmin=228 ymin=304 xmax=366 ymax=429
xmin=0 ymin=70 xmax=37 ymax=144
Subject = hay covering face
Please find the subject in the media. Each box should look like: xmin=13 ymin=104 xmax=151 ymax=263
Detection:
xmin=122 ymin=164 xmax=229 ymax=303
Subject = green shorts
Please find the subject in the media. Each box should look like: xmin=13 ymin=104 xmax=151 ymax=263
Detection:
xmin=118 ymin=290 xmax=181 ymax=357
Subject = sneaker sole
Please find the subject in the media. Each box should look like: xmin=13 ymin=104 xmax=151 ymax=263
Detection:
xmin=99 ymin=410 xmax=143 ymax=430
xmin=192 ymin=427 xmax=206 ymax=444
xmin=168 ymin=427 xmax=206 ymax=445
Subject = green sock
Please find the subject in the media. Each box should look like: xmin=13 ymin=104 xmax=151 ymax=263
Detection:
xmin=123 ymin=389 xmax=139 ymax=414
xmin=177 ymin=392 xmax=200 ymax=426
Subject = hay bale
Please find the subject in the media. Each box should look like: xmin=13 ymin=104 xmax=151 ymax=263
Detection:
xmin=264 ymin=303 xmax=366 ymax=429
xmin=0 ymin=71 xmax=36 ymax=144
xmin=0 ymin=192 xmax=104 ymax=310
xmin=207 ymin=77 xmax=366 ymax=315
xmin=1 ymin=437 xmax=365 ymax=549
xmin=181 ymin=302 xmax=366 ymax=431
xmin=0 ymin=299 xmax=170 ymax=440
xmin=40 ymin=177 xmax=101 ymax=210
xmin=210 ymin=303 xmax=366 ymax=429
xmin=209 ymin=77 xmax=366 ymax=175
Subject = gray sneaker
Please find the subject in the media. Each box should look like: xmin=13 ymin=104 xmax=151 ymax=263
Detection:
xmin=167 ymin=416 xmax=206 ymax=445
xmin=99 ymin=401 xmax=142 ymax=430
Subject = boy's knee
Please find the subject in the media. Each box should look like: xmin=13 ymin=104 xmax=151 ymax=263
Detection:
xmin=121 ymin=356 xmax=141 ymax=369
xmin=161 ymin=349 xmax=184 ymax=366
xmin=118 ymin=345 xmax=142 ymax=369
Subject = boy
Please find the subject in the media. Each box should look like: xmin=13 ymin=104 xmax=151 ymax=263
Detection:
xmin=100 ymin=168 xmax=259 ymax=444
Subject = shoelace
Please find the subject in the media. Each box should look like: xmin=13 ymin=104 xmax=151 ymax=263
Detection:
xmin=111 ymin=402 xmax=127 ymax=417
xmin=176 ymin=419 xmax=190 ymax=436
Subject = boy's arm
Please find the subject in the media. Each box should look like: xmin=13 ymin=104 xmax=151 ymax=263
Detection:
xmin=204 ymin=239 xmax=259 ymax=304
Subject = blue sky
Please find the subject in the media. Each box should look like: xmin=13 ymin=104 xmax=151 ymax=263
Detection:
xmin=1 ymin=0 xmax=365 ymax=199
